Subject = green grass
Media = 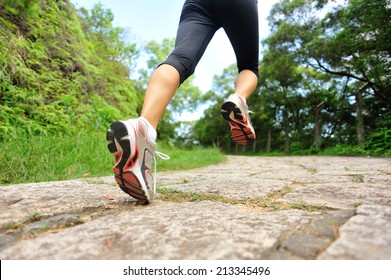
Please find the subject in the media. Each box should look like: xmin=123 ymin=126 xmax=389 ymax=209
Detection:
xmin=157 ymin=142 xmax=226 ymax=171
xmin=0 ymin=132 xmax=113 ymax=185
xmin=158 ymin=188 xmax=237 ymax=204
xmin=0 ymin=132 xmax=225 ymax=185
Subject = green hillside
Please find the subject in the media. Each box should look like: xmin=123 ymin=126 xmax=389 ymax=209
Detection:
xmin=0 ymin=0 xmax=140 ymax=137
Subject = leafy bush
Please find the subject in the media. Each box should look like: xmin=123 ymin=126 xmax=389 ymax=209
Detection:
xmin=321 ymin=144 xmax=369 ymax=156
xmin=364 ymin=112 xmax=391 ymax=156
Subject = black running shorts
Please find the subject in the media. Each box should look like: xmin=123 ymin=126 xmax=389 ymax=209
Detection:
xmin=161 ymin=0 xmax=259 ymax=84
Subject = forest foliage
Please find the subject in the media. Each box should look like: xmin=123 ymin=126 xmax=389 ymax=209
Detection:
xmin=194 ymin=0 xmax=391 ymax=155
xmin=0 ymin=0 xmax=390 ymax=156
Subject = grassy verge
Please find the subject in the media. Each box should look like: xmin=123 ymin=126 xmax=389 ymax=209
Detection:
xmin=0 ymin=132 xmax=113 ymax=185
xmin=0 ymin=132 xmax=225 ymax=185
xmin=157 ymin=142 xmax=225 ymax=171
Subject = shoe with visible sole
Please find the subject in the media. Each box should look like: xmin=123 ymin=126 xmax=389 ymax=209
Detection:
xmin=221 ymin=93 xmax=255 ymax=145
xmin=106 ymin=118 xmax=168 ymax=204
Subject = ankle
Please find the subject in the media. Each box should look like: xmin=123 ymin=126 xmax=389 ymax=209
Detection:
xmin=137 ymin=116 xmax=157 ymax=142
xmin=234 ymin=93 xmax=247 ymax=103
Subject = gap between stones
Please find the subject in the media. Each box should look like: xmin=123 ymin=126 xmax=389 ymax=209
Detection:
xmin=157 ymin=183 xmax=335 ymax=212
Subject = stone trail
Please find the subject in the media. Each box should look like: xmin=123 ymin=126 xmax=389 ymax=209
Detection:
xmin=0 ymin=156 xmax=390 ymax=260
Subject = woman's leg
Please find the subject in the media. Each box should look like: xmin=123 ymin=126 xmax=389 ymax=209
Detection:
xmin=140 ymin=0 xmax=218 ymax=129
xmin=219 ymin=0 xmax=259 ymax=99
xmin=235 ymin=69 xmax=258 ymax=100
xmin=140 ymin=64 xmax=180 ymax=129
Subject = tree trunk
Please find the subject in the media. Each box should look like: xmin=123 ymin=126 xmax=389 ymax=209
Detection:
xmin=284 ymin=129 xmax=290 ymax=153
xmin=314 ymin=102 xmax=324 ymax=149
xmin=355 ymin=88 xmax=366 ymax=146
xmin=283 ymin=110 xmax=290 ymax=154
xmin=266 ymin=125 xmax=272 ymax=153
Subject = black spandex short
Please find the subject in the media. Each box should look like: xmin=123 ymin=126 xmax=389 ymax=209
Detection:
xmin=161 ymin=0 xmax=259 ymax=84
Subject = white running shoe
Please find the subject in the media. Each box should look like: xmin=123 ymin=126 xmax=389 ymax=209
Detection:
xmin=221 ymin=93 xmax=256 ymax=145
xmin=106 ymin=118 xmax=169 ymax=204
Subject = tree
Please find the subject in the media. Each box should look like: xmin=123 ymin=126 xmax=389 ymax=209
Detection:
xmin=265 ymin=0 xmax=390 ymax=150
xmin=76 ymin=3 xmax=138 ymax=76
xmin=259 ymin=46 xmax=303 ymax=153
xmin=299 ymin=67 xmax=339 ymax=149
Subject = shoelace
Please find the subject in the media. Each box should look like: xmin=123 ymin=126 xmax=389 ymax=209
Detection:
xmin=152 ymin=151 xmax=170 ymax=194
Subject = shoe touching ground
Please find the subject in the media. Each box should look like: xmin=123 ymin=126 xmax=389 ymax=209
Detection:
xmin=106 ymin=118 xmax=169 ymax=204
xmin=221 ymin=93 xmax=256 ymax=145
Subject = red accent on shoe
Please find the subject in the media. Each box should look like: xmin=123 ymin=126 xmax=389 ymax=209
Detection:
xmin=124 ymin=146 xmax=139 ymax=171
xmin=114 ymin=151 xmax=122 ymax=165
xmin=114 ymin=176 xmax=122 ymax=186
xmin=113 ymin=166 xmax=121 ymax=175
xmin=122 ymin=172 xmax=141 ymax=187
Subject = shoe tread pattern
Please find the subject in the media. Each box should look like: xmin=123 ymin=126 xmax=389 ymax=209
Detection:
xmin=221 ymin=102 xmax=255 ymax=145
xmin=107 ymin=121 xmax=149 ymax=204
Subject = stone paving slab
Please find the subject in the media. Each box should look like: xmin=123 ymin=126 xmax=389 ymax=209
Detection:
xmin=318 ymin=205 xmax=391 ymax=260
xmin=278 ymin=182 xmax=391 ymax=209
xmin=0 ymin=201 xmax=318 ymax=260
xmin=0 ymin=156 xmax=390 ymax=260
xmin=0 ymin=178 xmax=125 ymax=228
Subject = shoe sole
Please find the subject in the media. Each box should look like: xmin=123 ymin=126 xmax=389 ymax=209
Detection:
xmin=106 ymin=121 xmax=150 ymax=204
xmin=221 ymin=101 xmax=255 ymax=145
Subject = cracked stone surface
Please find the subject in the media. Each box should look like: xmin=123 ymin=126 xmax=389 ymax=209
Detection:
xmin=0 ymin=156 xmax=390 ymax=260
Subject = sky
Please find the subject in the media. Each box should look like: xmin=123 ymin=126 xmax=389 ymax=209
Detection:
xmin=70 ymin=0 xmax=280 ymax=119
